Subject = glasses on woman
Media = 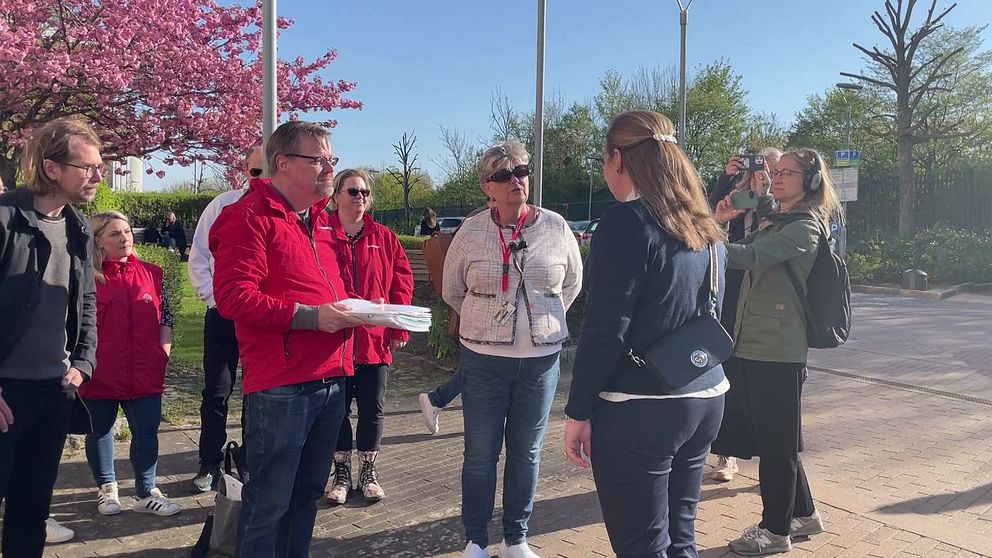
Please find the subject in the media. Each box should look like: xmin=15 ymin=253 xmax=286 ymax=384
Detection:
xmin=770 ymin=169 xmax=804 ymax=179
xmin=346 ymin=187 xmax=371 ymax=198
xmin=60 ymin=161 xmax=109 ymax=179
xmin=487 ymin=165 xmax=530 ymax=183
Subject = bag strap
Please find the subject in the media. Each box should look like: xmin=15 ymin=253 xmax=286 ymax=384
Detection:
xmin=223 ymin=441 xmax=245 ymax=480
xmin=706 ymin=244 xmax=719 ymax=317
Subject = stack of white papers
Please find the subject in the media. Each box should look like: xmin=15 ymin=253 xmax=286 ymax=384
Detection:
xmin=339 ymin=298 xmax=432 ymax=332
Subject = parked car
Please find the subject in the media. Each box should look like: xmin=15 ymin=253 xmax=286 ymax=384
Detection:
xmin=438 ymin=216 xmax=464 ymax=233
xmin=567 ymin=220 xmax=591 ymax=242
xmin=578 ymin=219 xmax=598 ymax=247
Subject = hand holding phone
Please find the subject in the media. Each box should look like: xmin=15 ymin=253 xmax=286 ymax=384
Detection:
xmin=731 ymin=190 xmax=760 ymax=210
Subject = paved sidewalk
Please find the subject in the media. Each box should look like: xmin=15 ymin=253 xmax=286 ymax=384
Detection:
xmin=23 ymin=293 xmax=992 ymax=557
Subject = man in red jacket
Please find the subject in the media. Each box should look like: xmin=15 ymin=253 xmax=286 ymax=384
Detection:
xmin=209 ymin=121 xmax=363 ymax=558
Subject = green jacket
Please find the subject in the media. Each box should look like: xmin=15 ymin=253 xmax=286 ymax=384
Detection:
xmin=725 ymin=211 xmax=822 ymax=363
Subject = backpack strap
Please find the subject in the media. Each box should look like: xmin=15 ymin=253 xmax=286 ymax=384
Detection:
xmin=782 ymin=223 xmax=828 ymax=313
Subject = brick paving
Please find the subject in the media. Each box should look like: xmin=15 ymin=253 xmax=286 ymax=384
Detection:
xmin=17 ymin=293 xmax=992 ymax=557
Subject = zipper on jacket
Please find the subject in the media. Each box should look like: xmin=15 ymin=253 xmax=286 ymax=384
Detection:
xmin=303 ymin=216 xmax=348 ymax=373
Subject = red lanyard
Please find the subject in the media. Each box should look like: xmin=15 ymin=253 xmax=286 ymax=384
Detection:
xmin=494 ymin=208 xmax=528 ymax=292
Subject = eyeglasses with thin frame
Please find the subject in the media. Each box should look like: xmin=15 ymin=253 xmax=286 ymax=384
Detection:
xmin=59 ymin=161 xmax=108 ymax=179
xmin=487 ymin=165 xmax=530 ymax=183
xmin=284 ymin=153 xmax=339 ymax=167
xmin=346 ymin=187 xmax=371 ymax=198
xmin=770 ymin=169 xmax=804 ymax=179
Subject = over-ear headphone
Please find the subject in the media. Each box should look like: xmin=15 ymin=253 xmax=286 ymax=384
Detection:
xmin=804 ymin=152 xmax=823 ymax=193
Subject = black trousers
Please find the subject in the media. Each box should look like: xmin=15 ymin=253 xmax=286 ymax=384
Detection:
xmin=591 ymin=395 xmax=725 ymax=558
xmin=712 ymin=357 xmax=814 ymax=536
xmin=0 ymin=378 xmax=73 ymax=558
xmin=335 ymin=364 xmax=388 ymax=452
xmin=197 ymin=307 xmax=240 ymax=470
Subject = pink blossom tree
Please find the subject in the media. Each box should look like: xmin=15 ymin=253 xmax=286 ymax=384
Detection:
xmin=0 ymin=0 xmax=361 ymax=187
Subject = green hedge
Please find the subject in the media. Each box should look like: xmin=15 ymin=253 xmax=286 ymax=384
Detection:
xmin=134 ymin=245 xmax=184 ymax=322
xmin=848 ymin=225 xmax=992 ymax=284
xmin=80 ymin=184 xmax=215 ymax=229
xmin=396 ymin=234 xmax=425 ymax=250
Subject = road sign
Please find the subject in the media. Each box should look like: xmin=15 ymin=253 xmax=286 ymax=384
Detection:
xmin=829 ymin=167 xmax=859 ymax=202
xmin=834 ymin=149 xmax=861 ymax=168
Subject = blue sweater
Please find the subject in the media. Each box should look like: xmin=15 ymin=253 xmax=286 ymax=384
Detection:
xmin=564 ymin=199 xmax=727 ymax=420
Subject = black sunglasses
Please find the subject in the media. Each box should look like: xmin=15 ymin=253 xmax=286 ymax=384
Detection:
xmin=248 ymin=168 xmax=262 ymax=177
xmin=487 ymin=165 xmax=530 ymax=183
xmin=346 ymin=187 xmax=371 ymax=198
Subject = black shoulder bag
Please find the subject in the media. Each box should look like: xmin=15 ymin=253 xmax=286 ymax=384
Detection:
xmin=627 ymin=245 xmax=734 ymax=390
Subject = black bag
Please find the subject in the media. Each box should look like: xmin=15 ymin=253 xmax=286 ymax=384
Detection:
xmin=783 ymin=225 xmax=852 ymax=349
xmin=628 ymin=245 xmax=733 ymax=389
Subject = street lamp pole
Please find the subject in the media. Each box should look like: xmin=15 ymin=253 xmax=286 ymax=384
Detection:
xmin=836 ymin=82 xmax=863 ymax=151
xmin=587 ymin=169 xmax=593 ymax=221
xmin=533 ymin=0 xmax=547 ymax=208
xmin=262 ymin=0 xmax=278 ymax=176
xmin=675 ymin=0 xmax=695 ymax=145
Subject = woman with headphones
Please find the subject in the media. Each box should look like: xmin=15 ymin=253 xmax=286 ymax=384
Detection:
xmin=714 ymin=148 xmax=843 ymax=556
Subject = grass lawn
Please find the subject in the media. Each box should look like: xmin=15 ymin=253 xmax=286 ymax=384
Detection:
xmin=161 ymin=264 xmax=218 ymax=425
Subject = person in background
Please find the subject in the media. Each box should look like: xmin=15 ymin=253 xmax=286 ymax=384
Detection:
xmin=187 ymin=144 xmax=262 ymax=492
xmin=325 ymin=168 xmax=414 ymax=505
xmin=210 ymin=121 xmax=363 ymax=557
xmin=419 ymin=207 xmax=440 ymax=236
xmin=0 ymin=175 xmax=7 ymax=193
xmin=708 ymin=148 xmax=781 ymax=483
xmin=443 ymin=140 xmax=582 ymax=558
xmin=417 ymin=197 xmax=494 ymax=434
xmin=563 ymin=110 xmax=728 ymax=558
xmin=714 ymin=148 xmax=841 ymax=556
xmin=79 ymin=211 xmax=181 ymax=518
xmin=0 ymin=117 xmax=100 ymax=556
xmin=161 ymin=211 xmax=187 ymax=256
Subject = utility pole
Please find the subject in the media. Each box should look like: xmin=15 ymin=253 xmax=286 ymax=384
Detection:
xmin=675 ymin=0 xmax=695 ymax=144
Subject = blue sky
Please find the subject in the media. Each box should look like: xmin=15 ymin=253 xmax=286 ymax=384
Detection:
xmin=146 ymin=0 xmax=992 ymax=190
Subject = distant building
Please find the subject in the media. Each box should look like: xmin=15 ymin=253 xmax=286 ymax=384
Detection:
xmin=110 ymin=157 xmax=144 ymax=192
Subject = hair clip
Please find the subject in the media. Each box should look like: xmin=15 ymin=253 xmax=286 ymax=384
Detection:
xmin=653 ymin=133 xmax=677 ymax=144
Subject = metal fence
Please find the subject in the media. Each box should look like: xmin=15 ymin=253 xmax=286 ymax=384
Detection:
xmin=370 ymin=169 xmax=992 ymax=238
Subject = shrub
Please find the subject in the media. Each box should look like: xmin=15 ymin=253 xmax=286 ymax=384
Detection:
xmin=134 ymin=245 xmax=184 ymax=321
xmin=848 ymin=226 xmax=992 ymax=284
xmin=396 ymin=234 xmax=425 ymax=250
xmin=116 ymin=192 xmax=216 ymax=229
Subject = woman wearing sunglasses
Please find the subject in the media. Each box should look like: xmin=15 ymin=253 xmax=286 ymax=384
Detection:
xmin=563 ymin=110 xmax=728 ymax=557
xmin=713 ymin=149 xmax=842 ymax=556
xmin=442 ymin=140 xmax=583 ymax=558
xmin=324 ymin=168 xmax=414 ymax=506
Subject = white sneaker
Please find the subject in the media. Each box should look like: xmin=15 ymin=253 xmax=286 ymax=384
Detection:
xmin=790 ymin=509 xmax=825 ymax=537
xmin=462 ymin=541 xmax=489 ymax=558
xmin=97 ymin=482 xmax=122 ymax=515
xmin=45 ymin=518 xmax=74 ymax=544
xmin=729 ymin=524 xmax=792 ymax=556
xmin=134 ymin=487 xmax=181 ymax=516
xmin=419 ymin=393 xmax=442 ymax=434
xmin=711 ymin=455 xmax=739 ymax=482
xmin=499 ymin=539 xmax=541 ymax=558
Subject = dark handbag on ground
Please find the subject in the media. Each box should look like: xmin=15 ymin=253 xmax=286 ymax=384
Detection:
xmin=209 ymin=441 xmax=245 ymax=556
xmin=628 ymin=245 xmax=733 ymax=390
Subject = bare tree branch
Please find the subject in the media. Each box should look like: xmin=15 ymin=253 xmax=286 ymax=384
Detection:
xmin=840 ymin=71 xmax=896 ymax=91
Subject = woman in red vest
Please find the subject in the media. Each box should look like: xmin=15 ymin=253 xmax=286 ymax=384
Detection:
xmin=324 ymin=169 xmax=414 ymax=505
xmin=79 ymin=211 xmax=180 ymax=517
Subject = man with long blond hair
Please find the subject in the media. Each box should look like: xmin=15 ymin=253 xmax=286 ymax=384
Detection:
xmin=0 ymin=117 xmax=103 ymax=555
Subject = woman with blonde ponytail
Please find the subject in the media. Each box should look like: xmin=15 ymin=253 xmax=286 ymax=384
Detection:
xmin=563 ymin=110 xmax=729 ymax=557
xmin=712 ymin=148 xmax=842 ymax=555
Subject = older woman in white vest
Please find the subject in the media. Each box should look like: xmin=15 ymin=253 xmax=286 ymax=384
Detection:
xmin=443 ymin=140 xmax=582 ymax=558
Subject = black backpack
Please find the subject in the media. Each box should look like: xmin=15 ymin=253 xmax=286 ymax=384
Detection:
xmin=782 ymin=222 xmax=851 ymax=349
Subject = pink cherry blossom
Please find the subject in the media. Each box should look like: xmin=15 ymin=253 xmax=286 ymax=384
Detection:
xmin=0 ymin=0 xmax=361 ymax=187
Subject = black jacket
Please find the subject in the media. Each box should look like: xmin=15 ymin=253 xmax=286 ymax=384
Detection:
xmin=564 ymin=200 xmax=727 ymax=420
xmin=0 ymin=188 xmax=97 ymax=378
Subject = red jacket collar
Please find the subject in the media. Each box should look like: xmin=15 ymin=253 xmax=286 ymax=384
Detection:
xmin=102 ymin=253 xmax=138 ymax=277
xmin=327 ymin=211 xmax=375 ymax=239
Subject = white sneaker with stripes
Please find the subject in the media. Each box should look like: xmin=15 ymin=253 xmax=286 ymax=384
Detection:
xmin=133 ymin=487 xmax=181 ymax=516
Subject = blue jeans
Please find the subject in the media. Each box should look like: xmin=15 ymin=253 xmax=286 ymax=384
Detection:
xmin=428 ymin=369 xmax=462 ymax=408
xmin=84 ymin=395 xmax=162 ymax=499
xmin=236 ymin=378 xmax=346 ymax=558
xmin=591 ymin=396 xmax=725 ymax=558
xmin=460 ymin=347 xmax=560 ymax=548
